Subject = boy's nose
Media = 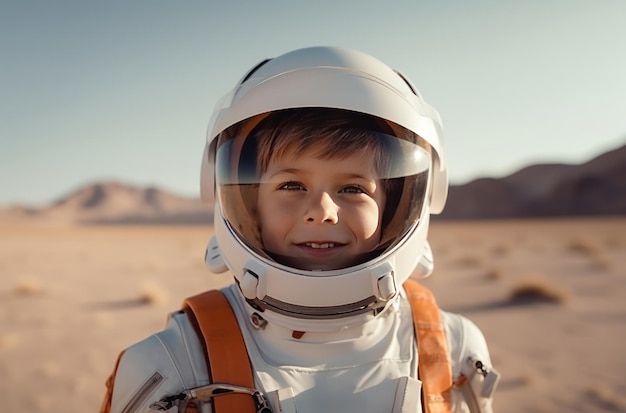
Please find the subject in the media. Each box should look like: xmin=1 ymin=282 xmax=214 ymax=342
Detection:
xmin=305 ymin=192 xmax=338 ymax=224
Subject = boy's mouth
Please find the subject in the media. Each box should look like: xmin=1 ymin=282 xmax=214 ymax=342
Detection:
xmin=295 ymin=241 xmax=346 ymax=251
xmin=305 ymin=242 xmax=336 ymax=249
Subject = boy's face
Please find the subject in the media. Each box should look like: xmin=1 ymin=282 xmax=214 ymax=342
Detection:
xmin=258 ymin=149 xmax=386 ymax=271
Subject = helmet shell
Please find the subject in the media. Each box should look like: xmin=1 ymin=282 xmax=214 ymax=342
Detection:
xmin=200 ymin=46 xmax=448 ymax=331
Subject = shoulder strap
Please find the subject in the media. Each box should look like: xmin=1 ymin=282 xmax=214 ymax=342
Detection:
xmin=403 ymin=279 xmax=453 ymax=413
xmin=182 ymin=289 xmax=257 ymax=413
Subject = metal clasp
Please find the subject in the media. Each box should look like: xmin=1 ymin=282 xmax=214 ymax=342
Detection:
xmin=150 ymin=382 xmax=273 ymax=413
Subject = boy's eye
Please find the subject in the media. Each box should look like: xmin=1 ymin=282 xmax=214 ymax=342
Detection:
xmin=340 ymin=184 xmax=367 ymax=194
xmin=278 ymin=181 xmax=305 ymax=191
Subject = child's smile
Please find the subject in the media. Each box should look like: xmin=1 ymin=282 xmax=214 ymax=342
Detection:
xmin=257 ymin=149 xmax=386 ymax=271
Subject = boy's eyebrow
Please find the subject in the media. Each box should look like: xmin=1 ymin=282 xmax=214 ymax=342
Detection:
xmin=263 ymin=168 xmax=301 ymax=179
xmin=266 ymin=168 xmax=378 ymax=182
xmin=271 ymin=168 xmax=300 ymax=175
xmin=342 ymin=173 xmax=378 ymax=182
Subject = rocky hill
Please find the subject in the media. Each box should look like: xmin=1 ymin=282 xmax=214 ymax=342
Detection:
xmin=0 ymin=181 xmax=212 ymax=225
xmin=438 ymin=141 xmax=626 ymax=219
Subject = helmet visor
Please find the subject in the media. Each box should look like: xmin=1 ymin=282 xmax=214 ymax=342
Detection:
xmin=215 ymin=108 xmax=431 ymax=271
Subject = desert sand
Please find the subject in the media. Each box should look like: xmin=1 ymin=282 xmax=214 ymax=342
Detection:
xmin=1 ymin=218 xmax=625 ymax=412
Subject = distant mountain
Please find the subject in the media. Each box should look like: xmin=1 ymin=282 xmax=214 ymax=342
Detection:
xmin=0 ymin=181 xmax=212 ymax=225
xmin=438 ymin=141 xmax=626 ymax=219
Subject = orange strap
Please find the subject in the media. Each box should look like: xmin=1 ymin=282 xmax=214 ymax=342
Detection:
xmin=183 ymin=290 xmax=257 ymax=413
xmin=403 ymin=279 xmax=453 ymax=413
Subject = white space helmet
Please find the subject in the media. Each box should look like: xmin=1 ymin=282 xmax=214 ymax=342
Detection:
xmin=200 ymin=46 xmax=448 ymax=332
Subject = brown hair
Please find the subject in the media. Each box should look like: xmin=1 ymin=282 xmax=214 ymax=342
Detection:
xmin=253 ymin=108 xmax=397 ymax=178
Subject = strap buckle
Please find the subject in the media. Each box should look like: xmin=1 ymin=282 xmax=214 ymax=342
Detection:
xmin=150 ymin=383 xmax=273 ymax=413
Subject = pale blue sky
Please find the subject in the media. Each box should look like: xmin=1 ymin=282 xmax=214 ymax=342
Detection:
xmin=1 ymin=1 xmax=625 ymax=205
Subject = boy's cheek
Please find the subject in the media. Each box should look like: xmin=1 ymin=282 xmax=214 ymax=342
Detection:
xmin=260 ymin=233 xmax=284 ymax=257
xmin=352 ymin=206 xmax=384 ymax=231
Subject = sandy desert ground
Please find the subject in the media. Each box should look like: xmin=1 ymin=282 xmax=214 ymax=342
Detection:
xmin=1 ymin=218 xmax=625 ymax=412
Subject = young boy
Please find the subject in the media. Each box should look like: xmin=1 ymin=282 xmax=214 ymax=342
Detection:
xmin=101 ymin=46 xmax=499 ymax=413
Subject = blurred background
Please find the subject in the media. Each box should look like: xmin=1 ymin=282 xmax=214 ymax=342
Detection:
xmin=1 ymin=1 xmax=625 ymax=412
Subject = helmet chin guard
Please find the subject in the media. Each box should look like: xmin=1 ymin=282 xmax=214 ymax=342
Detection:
xmin=201 ymin=46 xmax=447 ymax=331
xmin=206 ymin=206 xmax=433 ymax=332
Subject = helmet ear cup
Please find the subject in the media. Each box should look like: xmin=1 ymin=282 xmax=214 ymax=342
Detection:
xmin=414 ymin=241 xmax=434 ymax=278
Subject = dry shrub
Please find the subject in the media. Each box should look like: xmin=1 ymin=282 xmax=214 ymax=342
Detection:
xmin=138 ymin=281 xmax=168 ymax=306
xmin=509 ymin=276 xmax=569 ymax=305
xmin=518 ymin=372 xmax=536 ymax=386
xmin=484 ymin=267 xmax=503 ymax=281
xmin=14 ymin=278 xmax=44 ymax=296
xmin=567 ymin=238 xmax=601 ymax=256
xmin=588 ymin=384 xmax=626 ymax=411
xmin=567 ymin=237 xmax=612 ymax=272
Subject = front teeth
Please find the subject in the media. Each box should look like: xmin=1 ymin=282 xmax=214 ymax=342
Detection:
xmin=306 ymin=242 xmax=335 ymax=249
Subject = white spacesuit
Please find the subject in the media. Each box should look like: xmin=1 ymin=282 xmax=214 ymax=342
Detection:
xmin=101 ymin=46 xmax=499 ymax=413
